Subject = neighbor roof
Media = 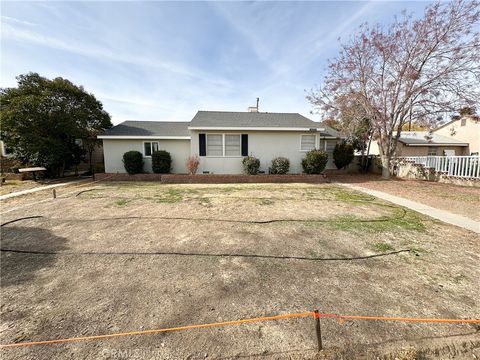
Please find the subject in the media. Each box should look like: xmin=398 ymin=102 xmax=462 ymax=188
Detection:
xmin=189 ymin=111 xmax=341 ymax=137
xmin=99 ymin=121 xmax=190 ymax=138
xmin=398 ymin=132 xmax=469 ymax=146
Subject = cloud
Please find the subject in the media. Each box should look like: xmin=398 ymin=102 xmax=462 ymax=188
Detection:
xmin=1 ymin=22 xmax=231 ymax=87
xmin=1 ymin=15 xmax=38 ymax=27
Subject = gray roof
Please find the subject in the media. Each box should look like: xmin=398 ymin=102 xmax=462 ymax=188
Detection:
xmin=190 ymin=111 xmax=341 ymax=137
xmin=102 ymin=121 xmax=190 ymax=137
xmin=398 ymin=132 xmax=468 ymax=146
xmin=100 ymin=112 xmax=343 ymax=138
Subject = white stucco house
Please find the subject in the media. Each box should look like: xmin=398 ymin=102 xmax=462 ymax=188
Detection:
xmin=98 ymin=110 xmax=343 ymax=174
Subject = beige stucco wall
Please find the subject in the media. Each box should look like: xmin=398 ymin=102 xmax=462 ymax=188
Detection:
xmin=396 ymin=144 xmax=468 ymax=156
xmin=190 ymin=130 xmax=340 ymax=174
xmin=103 ymin=139 xmax=190 ymax=173
xmin=367 ymin=140 xmax=468 ymax=157
xmin=434 ymin=118 xmax=479 ymax=154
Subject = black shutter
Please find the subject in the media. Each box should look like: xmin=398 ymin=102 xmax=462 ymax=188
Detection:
xmin=241 ymin=134 xmax=248 ymax=156
xmin=199 ymin=134 xmax=206 ymax=156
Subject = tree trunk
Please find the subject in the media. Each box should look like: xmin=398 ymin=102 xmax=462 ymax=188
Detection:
xmin=89 ymin=149 xmax=94 ymax=175
xmin=381 ymin=155 xmax=391 ymax=179
xmin=364 ymin=137 xmax=373 ymax=173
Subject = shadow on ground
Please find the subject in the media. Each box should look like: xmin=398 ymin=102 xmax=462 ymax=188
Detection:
xmin=1 ymin=225 xmax=69 ymax=287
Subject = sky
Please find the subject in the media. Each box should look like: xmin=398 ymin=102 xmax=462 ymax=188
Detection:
xmin=1 ymin=1 xmax=431 ymax=125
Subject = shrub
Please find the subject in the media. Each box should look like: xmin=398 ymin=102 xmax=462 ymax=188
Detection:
xmin=301 ymin=149 xmax=328 ymax=174
xmin=186 ymin=155 xmax=200 ymax=175
xmin=152 ymin=150 xmax=172 ymax=173
xmin=122 ymin=151 xmax=143 ymax=174
xmin=242 ymin=156 xmax=260 ymax=175
xmin=270 ymin=157 xmax=290 ymax=174
xmin=333 ymin=143 xmax=354 ymax=169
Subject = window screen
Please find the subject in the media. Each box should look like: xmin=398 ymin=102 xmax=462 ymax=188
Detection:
xmin=225 ymin=135 xmax=241 ymax=156
xmin=206 ymin=134 xmax=223 ymax=156
xmin=301 ymin=135 xmax=316 ymax=151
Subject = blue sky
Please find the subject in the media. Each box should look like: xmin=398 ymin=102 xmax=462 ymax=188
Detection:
xmin=1 ymin=1 xmax=430 ymax=125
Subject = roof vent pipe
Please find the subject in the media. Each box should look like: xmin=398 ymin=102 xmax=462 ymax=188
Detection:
xmin=247 ymin=98 xmax=260 ymax=112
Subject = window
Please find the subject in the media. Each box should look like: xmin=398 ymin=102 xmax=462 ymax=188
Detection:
xmin=427 ymin=147 xmax=438 ymax=156
xmin=300 ymin=135 xmax=316 ymax=151
xmin=225 ymin=135 xmax=241 ymax=156
xmin=144 ymin=141 xmax=159 ymax=157
xmin=206 ymin=134 xmax=223 ymax=156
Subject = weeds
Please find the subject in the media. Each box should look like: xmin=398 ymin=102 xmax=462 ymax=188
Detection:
xmin=328 ymin=209 xmax=426 ymax=233
xmin=259 ymin=199 xmax=274 ymax=205
xmin=155 ymin=188 xmax=183 ymax=203
xmin=115 ymin=199 xmax=128 ymax=206
xmin=198 ymin=197 xmax=212 ymax=206
xmin=371 ymin=242 xmax=395 ymax=252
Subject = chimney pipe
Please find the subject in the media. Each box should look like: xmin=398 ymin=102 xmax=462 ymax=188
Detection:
xmin=256 ymin=97 xmax=259 ymax=111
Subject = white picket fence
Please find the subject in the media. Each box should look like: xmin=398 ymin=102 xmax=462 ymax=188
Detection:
xmin=400 ymin=156 xmax=480 ymax=179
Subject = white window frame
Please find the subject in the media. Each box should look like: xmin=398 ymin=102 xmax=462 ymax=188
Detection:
xmin=206 ymin=133 xmax=242 ymax=158
xmin=143 ymin=141 xmax=159 ymax=157
xmin=300 ymin=134 xmax=319 ymax=152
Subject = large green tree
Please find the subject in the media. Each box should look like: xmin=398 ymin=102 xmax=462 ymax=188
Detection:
xmin=0 ymin=73 xmax=112 ymax=177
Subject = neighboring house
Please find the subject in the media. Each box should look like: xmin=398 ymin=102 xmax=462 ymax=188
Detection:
xmin=433 ymin=116 xmax=480 ymax=155
xmin=98 ymin=111 xmax=343 ymax=174
xmin=395 ymin=131 xmax=469 ymax=156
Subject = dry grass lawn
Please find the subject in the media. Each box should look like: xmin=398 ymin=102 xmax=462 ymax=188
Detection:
xmin=1 ymin=182 xmax=479 ymax=359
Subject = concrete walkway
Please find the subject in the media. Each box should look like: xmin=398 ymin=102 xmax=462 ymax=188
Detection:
xmin=0 ymin=180 xmax=83 ymax=201
xmin=338 ymin=183 xmax=480 ymax=234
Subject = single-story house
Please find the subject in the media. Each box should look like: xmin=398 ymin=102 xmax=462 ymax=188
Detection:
xmin=395 ymin=131 xmax=469 ymax=157
xmin=98 ymin=111 xmax=343 ymax=174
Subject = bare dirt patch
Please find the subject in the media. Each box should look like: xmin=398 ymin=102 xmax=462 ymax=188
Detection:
xmin=1 ymin=182 xmax=479 ymax=359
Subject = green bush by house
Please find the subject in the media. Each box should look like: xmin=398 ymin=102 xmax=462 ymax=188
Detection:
xmin=302 ymin=150 xmax=328 ymax=174
xmin=333 ymin=143 xmax=354 ymax=169
xmin=123 ymin=151 xmax=143 ymax=174
xmin=152 ymin=150 xmax=172 ymax=173
xmin=270 ymin=157 xmax=290 ymax=174
xmin=242 ymin=156 xmax=260 ymax=175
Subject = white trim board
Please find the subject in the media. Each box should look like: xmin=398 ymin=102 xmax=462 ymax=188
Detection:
xmin=188 ymin=127 xmax=327 ymax=132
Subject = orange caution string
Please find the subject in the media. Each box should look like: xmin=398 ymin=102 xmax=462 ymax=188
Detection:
xmin=1 ymin=311 xmax=478 ymax=349
xmin=336 ymin=314 xmax=480 ymax=324
xmin=0 ymin=312 xmax=314 ymax=348
xmin=315 ymin=312 xmax=480 ymax=324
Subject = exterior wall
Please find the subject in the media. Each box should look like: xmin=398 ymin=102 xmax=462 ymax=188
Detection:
xmin=190 ymin=130 xmax=341 ymax=174
xmin=396 ymin=144 xmax=468 ymax=156
xmin=103 ymin=139 xmax=190 ymax=173
xmin=434 ymin=118 xmax=479 ymax=154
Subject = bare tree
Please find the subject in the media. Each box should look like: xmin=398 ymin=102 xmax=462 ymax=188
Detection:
xmin=307 ymin=0 xmax=480 ymax=178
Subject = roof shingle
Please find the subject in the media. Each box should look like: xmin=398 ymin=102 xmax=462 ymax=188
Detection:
xmin=102 ymin=121 xmax=190 ymax=137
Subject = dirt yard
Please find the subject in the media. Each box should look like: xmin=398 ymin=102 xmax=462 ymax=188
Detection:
xmin=1 ymin=182 xmax=479 ymax=359
xmin=331 ymin=174 xmax=480 ymax=222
